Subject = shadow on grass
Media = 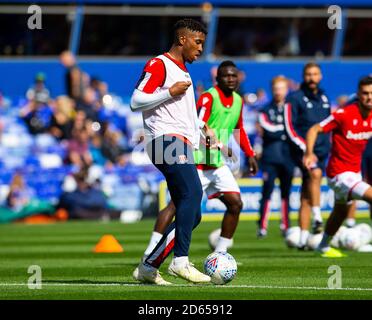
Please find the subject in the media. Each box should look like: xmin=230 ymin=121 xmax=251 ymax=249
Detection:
xmin=43 ymin=279 xmax=136 ymax=285
xmin=101 ymin=263 xmax=139 ymax=268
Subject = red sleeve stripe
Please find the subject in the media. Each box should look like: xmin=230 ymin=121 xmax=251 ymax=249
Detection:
xmin=284 ymin=102 xmax=306 ymax=151
xmin=258 ymin=113 xmax=284 ymax=132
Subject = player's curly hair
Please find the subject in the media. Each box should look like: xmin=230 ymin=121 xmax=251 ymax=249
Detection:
xmin=173 ymin=18 xmax=207 ymax=43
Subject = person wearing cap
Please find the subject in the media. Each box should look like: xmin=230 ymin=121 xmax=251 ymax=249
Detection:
xmin=21 ymin=72 xmax=53 ymax=134
xmin=26 ymin=72 xmax=51 ymax=105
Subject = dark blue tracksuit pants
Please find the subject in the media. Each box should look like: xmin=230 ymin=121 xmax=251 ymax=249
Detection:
xmin=145 ymin=135 xmax=203 ymax=268
xmin=258 ymin=161 xmax=294 ymax=231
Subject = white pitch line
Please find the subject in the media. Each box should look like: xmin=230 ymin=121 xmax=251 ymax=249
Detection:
xmin=1 ymin=283 xmax=372 ymax=292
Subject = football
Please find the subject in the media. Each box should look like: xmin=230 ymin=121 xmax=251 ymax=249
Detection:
xmin=208 ymin=228 xmax=234 ymax=251
xmin=354 ymin=223 xmax=372 ymax=246
xmin=285 ymin=226 xmax=301 ymax=248
xmin=307 ymin=233 xmax=323 ymax=251
xmin=204 ymin=252 xmax=237 ymax=285
xmin=330 ymin=226 xmax=347 ymax=248
xmin=340 ymin=228 xmax=362 ymax=250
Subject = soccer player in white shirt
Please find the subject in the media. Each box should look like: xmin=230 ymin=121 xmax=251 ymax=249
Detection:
xmin=131 ymin=19 xmax=210 ymax=284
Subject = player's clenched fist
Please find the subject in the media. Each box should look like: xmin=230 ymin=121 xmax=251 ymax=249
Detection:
xmin=169 ymin=81 xmax=192 ymax=97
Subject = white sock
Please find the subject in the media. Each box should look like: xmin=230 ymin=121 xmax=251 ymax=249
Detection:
xmin=345 ymin=218 xmax=356 ymax=228
xmin=144 ymin=231 xmax=163 ymax=257
xmin=172 ymin=256 xmax=189 ymax=268
xmin=299 ymin=230 xmax=310 ymax=247
xmin=214 ymin=236 xmax=233 ymax=253
xmin=312 ymin=206 xmax=322 ymax=223
xmin=318 ymin=232 xmax=331 ymax=252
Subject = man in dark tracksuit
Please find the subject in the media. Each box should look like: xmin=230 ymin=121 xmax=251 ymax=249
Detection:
xmin=257 ymin=76 xmax=295 ymax=238
xmin=284 ymin=62 xmax=331 ymax=249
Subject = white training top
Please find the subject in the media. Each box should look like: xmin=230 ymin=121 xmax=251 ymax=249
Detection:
xmin=137 ymin=54 xmax=200 ymax=149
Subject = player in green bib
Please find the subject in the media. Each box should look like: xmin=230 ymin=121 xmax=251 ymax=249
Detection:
xmin=134 ymin=61 xmax=258 ymax=273
xmin=194 ymin=85 xmax=243 ymax=169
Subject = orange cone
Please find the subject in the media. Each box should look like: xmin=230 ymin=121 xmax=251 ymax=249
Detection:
xmin=93 ymin=235 xmax=124 ymax=253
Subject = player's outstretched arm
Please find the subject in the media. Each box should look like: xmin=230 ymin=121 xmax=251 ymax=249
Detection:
xmin=303 ymin=124 xmax=323 ymax=169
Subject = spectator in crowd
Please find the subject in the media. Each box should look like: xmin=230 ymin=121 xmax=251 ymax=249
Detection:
xmin=90 ymin=77 xmax=108 ymax=104
xmin=0 ymin=173 xmax=55 ymax=222
xmin=6 ymin=173 xmax=34 ymax=212
xmin=244 ymin=88 xmax=269 ymax=110
xmin=60 ymin=50 xmax=89 ymax=102
xmin=101 ymin=124 xmax=127 ymax=167
xmin=89 ymin=133 xmax=107 ymax=166
xmin=49 ymin=96 xmax=75 ymax=141
xmin=67 ymin=127 xmax=93 ymax=168
xmin=72 ymin=110 xmax=90 ymax=132
xmin=58 ymin=166 xmax=111 ymax=220
xmin=76 ymin=87 xmax=100 ymax=121
xmin=20 ymin=79 xmax=53 ymax=134
xmin=26 ymin=72 xmax=51 ymax=105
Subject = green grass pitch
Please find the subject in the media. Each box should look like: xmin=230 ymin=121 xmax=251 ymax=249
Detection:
xmin=0 ymin=218 xmax=371 ymax=300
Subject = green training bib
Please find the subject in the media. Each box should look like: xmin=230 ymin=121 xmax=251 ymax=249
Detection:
xmin=194 ymin=87 xmax=242 ymax=168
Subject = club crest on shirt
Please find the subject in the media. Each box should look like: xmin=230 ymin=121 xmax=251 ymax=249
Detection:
xmin=321 ymin=95 xmax=330 ymax=108
xmin=178 ymin=154 xmax=188 ymax=164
